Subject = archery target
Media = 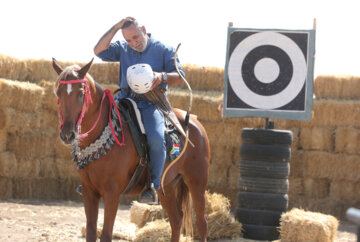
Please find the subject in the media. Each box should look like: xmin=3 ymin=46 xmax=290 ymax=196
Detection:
xmin=228 ymin=31 xmax=307 ymax=109
xmin=223 ymin=28 xmax=315 ymax=120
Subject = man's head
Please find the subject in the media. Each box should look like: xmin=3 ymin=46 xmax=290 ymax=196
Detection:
xmin=121 ymin=19 xmax=149 ymax=52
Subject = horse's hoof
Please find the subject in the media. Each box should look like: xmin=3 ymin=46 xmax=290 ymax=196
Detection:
xmin=76 ymin=185 xmax=82 ymax=196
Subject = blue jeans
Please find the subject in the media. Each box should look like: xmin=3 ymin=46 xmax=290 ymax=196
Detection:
xmin=138 ymin=103 xmax=166 ymax=190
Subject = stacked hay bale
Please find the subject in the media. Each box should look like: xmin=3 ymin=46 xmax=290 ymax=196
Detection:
xmin=1 ymin=55 xmax=360 ymax=221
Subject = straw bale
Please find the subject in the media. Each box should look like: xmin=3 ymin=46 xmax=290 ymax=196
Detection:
xmin=55 ymin=158 xmax=78 ymax=179
xmin=288 ymin=195 xmax=355 ymax=219
xmin=182 ymin=64 xmax=224 ymax=91
xmin=0 ymin=176 xmax=12 ymax=199
xmin=280 ymin=208 xmax=338 ymax=242
xmin=289 ymin=150 xmax=306 ymax=178
xmin=207 ymin=210 xmax=242 ymax=240
xmin=0 ymin=109 xmax=6 ymax=130
xmin=38 ymin=157 xmax=59 ymax=179
xmin=303 ymin=178 xmax=329 ymax=198
xmin=39 ymin=80 xmax=58 ymax=111
xmin=205 ymin=190 xmax=231 ymax=213
xmin=288 ymin=178 xmax=304 ymax=196
xmin=81 ymin=218 xmax=137 ymax=241
xmin=90 ymin=62 xmax=119 ymax=85
xmin=0 ymin=79 xmax=44 ymax=112
xmin=329 ymin=180 xmax=360 ymax=201
xmin=208 ymin=162 xmax=228 ymax=189
xmin=310 ymin=100 xmax=360 ymax=127
xmin=0 ymin=54 xmax=27 ymax=80
xmin=304 ymin=151 xmax=360 ymax=181
xmin=168 ymin=88 xmax=223 ymax=122
xmin=210 ymin=144 xmax=236 ymax=167
xmin=15 ymin=157 xmax=40 ymax=179
xmin=0 ymin=129 xmax=7 ymax=152
xmin=11 ymin=177 xmax=61 ymax=199
xmin=7 ymin=132 xmax=55 ymax=160
xmin=40 ymin=109 xmax=58 ymax=134
xmin=0 ymin=151 xmax=18 ymax=177
xmin=202 ymin=121 xmax=242 ymax=146
xmin=55 ymin=137 xmax=72 ymax=159
xmin=130 ymin=201 xmax=168 ymax=228
xmin=2 ymin=107 xmax=41 ymax=134
xmin=58 ymin=177 xmax=82 ymax=200
xmin=315 ymin=75 xmax=360 ymax=100
xmin=335 ymin=127 xmax=360 ymax=155
xmin=299 ymin=127 xmax=334 ymax=152
xmin=134 ymin=219 xmax=193 ymax=242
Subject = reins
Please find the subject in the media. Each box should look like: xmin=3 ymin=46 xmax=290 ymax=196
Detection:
xmin=57 ymin=78 xmax=124 ymax=146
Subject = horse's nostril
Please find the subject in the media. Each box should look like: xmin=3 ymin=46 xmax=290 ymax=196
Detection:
xmin=69 ymin=131 xmax=75 ymax=141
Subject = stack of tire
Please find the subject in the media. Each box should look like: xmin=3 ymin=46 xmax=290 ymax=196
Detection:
xmin=235 ymin=128 xmax=292 ymax=241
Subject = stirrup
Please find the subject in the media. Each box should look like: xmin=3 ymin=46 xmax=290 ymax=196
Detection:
xmin=139 ymin=183 xmax=159 ymax=205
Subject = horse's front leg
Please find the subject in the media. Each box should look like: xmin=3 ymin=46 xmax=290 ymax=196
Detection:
xmin=82 ymin=184 xmax=101 ymax=242
xmin=100 ymin=190 xmax=120 ymax=242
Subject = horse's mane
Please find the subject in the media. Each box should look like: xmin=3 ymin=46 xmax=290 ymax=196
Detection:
xmin=53 ymin=64 xmax=96 ymax=95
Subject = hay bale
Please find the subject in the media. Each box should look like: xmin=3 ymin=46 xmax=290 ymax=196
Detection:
xmin=0 ymin=54 xmax=27 ymax=80
xmin=303 ymin=178 xmax=329 ymax=198
xmin=0 ymin=176 xmax=12 ymax=199
xmin=335 ymin=127 xmax=360 ymax=155
xmin=130 ymin=201 xmax=168 ymax=228
xmin=168 ymin=88 xmax=223 ymax=122
xmin=304 ymin=151 xmax=360 ymax=181
xmin=7 ymin=132 xmax=54 ymax=160
xmin=39 ymin=80 xmax=58 ymax=112
xmin=134 ymin=219 xmax=173 ymax=242
xmin=299 ymin=127 xmax=334 ymax=152
xmin=329 ymin=180 xmax=360 ymax=201
xmin=182 ymin=64 xmax=224 ymax=91
xmin=0 ymin=151 xmax=18 ymax=177
xmin=0 ymin=129 xmax=7 ymax=152
xmin=207 ymin=210 xmax=242 ymax=240
xmin=0 ymin=79 xmax=44 ymax=112
xmin=55 ymin=158 xmax=78 ymax=179
xmin=315 ymin=75 xmax=360 ymax=100
xmin=288 ymin=178 xmax=304 ymax=196
xmin=280 ymin=208 xmax=338 ymax=242
xmin=2 ymin=108 xmax=41 ymax=134
xmin=81 ymin=218 xmax=137 ymax=241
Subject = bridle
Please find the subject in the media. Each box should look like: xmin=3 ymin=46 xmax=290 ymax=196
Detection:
xmin=57 ymin=78 xmax=124 ymax=145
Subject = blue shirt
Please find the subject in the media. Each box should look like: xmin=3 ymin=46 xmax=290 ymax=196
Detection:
xmin=96 ymin=34 xmax=185 ymax=104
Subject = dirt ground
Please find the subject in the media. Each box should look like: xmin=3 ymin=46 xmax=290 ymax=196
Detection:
xmin=0 ymin=200 xmax=357 ymax=242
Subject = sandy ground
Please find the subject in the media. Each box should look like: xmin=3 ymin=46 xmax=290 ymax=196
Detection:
xmin=0 ymin=200 xmax=358 ymax=242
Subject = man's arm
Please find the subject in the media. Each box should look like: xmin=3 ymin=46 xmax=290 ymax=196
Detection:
xmin=93 ymin=17 xmax=134 ymax=55
xmin=151 ymin=72 xmax=184 ymax=90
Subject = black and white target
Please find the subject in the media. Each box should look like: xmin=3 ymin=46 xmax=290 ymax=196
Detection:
xmin=223 ymin=28 xmax=315 ymax=120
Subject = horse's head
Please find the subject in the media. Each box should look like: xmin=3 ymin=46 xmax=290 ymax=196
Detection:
xmin=52 ymin=58 xmax=94 ymax=144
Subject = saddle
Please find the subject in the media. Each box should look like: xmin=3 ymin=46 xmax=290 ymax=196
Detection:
xmin=117 ymin=92 xmax=182 ymax=195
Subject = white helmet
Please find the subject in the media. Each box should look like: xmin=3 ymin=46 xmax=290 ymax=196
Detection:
xmin=126 ymin=63 xmax=154 ymax=94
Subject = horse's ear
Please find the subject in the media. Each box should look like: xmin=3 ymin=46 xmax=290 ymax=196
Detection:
xmin=52 ymin=58 xmax=63 ymax=75
xmin=77 ymin=58 xmax=94 ymax=79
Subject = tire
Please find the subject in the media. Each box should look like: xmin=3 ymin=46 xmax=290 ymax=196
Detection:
xmin=237 ymin=192 xmax=288 ymax=211
xmin=242 ymin=128 xmax=293 ymax=145
xmin=238 ymin=177 xmax=289 ymax=194
xmin=235 ymin=208 xmax=283 ymax=226
xmin=239 ymin=160 xmax=290 ymax=179
xmin=242 ymin=224 xmax=280 ymax=241
xmin=240 ymin=143 xmax=291 ymax=162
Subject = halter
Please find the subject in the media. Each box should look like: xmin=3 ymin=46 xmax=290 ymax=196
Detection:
xmin=57 ymin=78 xmax=124 ymax=145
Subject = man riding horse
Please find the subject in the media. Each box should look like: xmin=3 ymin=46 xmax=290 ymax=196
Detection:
xmin=93 ymin=16 xmax=185 ymax=203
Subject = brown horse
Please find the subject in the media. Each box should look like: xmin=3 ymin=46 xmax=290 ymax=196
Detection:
xmin=52 ymin=58 xmax=210 ymax=242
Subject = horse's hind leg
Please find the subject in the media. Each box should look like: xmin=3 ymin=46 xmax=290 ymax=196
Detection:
xmin=159 ymin=186 xmax=183 ymax=242
xmin=100 ymin=190 xmax=120 ymax=242
xmin=82 ymin=185 xmax=101 ymax=242
xmin=187 ymin=178 xmax=208 ymax=242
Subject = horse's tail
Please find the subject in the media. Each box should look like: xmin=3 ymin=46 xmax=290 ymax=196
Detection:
xmin=178 ymin=178 xmax=193 ymax=239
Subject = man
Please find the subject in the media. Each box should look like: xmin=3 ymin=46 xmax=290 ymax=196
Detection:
xmin=94 ymin=17 xmax=185 ymax=203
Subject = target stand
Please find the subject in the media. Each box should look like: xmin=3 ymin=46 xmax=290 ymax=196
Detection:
xmin=223 ymin=24 xmax=316 ymax=120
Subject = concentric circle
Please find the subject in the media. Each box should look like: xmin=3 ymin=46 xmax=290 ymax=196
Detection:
xmin=228 ymin=31 xmax=307 ymax=109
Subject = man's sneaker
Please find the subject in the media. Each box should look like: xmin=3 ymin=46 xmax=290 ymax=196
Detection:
xmin=139 ymin=183 xmax=159 ymax=205
xmin=76 ymin=185 xmax=82 ymax=196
